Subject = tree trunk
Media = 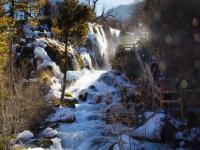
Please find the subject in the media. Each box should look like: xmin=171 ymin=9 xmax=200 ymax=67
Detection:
xmin=60 ymin=37 xmax=69 ymax=101
xmin=10 ymin=0 xmax=15 ymax=20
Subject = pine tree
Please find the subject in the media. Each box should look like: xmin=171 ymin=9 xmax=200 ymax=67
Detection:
xmin=57 ymin=0 xmax=95 ymax=101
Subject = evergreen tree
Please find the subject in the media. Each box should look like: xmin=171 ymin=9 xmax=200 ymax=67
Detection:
xmin=0 ymin=2 xmax=15 ymax=72
xmin=57 ymin=0 xmax=95 ymax=101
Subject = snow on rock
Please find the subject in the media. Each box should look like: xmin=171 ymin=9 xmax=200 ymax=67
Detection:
xmin=50 ymin=137 xmax=63 ymax=150
xmin=17 ymin=130 xmax=34 ymax=141
xmin=46 ymin=107 xmax=75 ymax=123
xmin=143 ymin=111 xmax=155 ymax=119
xmin=133 ymin=113 xmax=165 ymax=140
xmin=42 ymin=128 xmax=58 ymax=138
xmin=33 ymin=39 xmax=47 ymax=48
xmin=113 ymin=135 xmax=172 ymax=150
xmin=45 ymin=77 xmax=62 ymax=100
xmin=34 ymin=47 xmax=62 ymax=78
xmin=34 ymin=47 xmax=49 ymax=60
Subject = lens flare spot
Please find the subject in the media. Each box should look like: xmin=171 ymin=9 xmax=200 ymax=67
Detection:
xmin=192 ymin=18 xmax=199 ymax=27
xmin=154 ymin=12 xmax=161 ymax=20
xmin=165 ymin=35 xmax=173 ymax=44
xmin=139 ymin=23 xmax=143 ymax=27
xmin=181 ymin=80 xmax=188 ymax=89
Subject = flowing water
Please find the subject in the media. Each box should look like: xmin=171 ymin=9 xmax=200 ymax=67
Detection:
xmin=42 ymin=24 xmax=133 ymax=149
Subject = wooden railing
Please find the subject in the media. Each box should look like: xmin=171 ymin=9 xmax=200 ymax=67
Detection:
xmin=118 ymin=44 xmax=135 ymax=51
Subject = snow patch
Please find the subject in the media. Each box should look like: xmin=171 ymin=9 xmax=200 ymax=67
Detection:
xmin=17 ymin=130 xmax=34 ymax=141
xmin=133 ymin=113 xmax=165 ymax=140
xmin=46 ymin=107 xmax=75 ymax=123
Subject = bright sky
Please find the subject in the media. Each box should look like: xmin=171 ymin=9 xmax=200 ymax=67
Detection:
xmin=81 ymin=0 xmax=135 ymax=15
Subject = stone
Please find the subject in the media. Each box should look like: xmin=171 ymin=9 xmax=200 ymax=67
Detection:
xmin=95 ymin=95 xmax=102 ymax=104
xmin=42 ymin=128 xmax=58 ymax=138
xmin=16 ymin=130 xmax=34 ymax=142
xmin=46 ymin=107 xmax=76 ymax=124
xmin=79 ymin=92 xmax=88 ymax=101
xmin=112 ymin=50 xmax=144 ymax=79
xmin=62 ymin=98 xmax=78 ymax=108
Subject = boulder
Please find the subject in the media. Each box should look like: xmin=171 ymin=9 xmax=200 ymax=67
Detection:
xmin=42 ymin=128 xmax=58 ymax=139
xmin=46 ymin=107 xmax=76 ymax=124
xmin=112 ymin=50 xmax=144 ymax=79
xmin=16 ymin=130 xmax=34 ymax=142
xmin=62 ymin=98 xmax=78 ymax=108
xmin=78 ymin=92 xmax=88 ymax=101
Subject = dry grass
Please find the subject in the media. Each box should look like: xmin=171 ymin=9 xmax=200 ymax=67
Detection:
xmin=0 ymin=60 xmax=53 ymax=150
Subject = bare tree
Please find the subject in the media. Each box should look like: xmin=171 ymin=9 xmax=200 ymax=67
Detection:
xmin=86 ymin=0 xmax=115 ymax=22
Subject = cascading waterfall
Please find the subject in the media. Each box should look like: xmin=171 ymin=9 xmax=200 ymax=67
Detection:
xmin=87 ymin=23 xmax=121 ymax=69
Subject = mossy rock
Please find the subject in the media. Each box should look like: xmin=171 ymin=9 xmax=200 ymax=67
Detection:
xmin=39 ymin=138 xmax=53 ymax=148
xmin=62 ymin=99 xmax=77 ymax=108
xmin=65 ymin=92 xmax=73 ymax=98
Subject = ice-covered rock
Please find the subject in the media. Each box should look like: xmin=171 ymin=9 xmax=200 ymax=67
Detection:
xmin=133 ymin=113 xmax=165 ymax=140
xmin=46 ymin=107 xmax=75 ymax=123
xmin=17 ymin=130 xmax=34 ymax=141
xmin=42 ymin=128 xmax=58 ymax=138
xmin=34 ymin=47 xmax=49 ymax=60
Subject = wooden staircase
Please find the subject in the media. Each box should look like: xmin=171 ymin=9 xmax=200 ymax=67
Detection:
xmin=159 ymin=81 xmax=185 ymax=120
xmin=160 ymin=89 xmax=185 ymax=119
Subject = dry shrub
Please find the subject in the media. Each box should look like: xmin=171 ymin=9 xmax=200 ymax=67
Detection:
xmin=0 ymin=71 xmax=52 ymax=149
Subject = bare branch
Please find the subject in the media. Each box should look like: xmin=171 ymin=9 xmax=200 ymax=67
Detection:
xmin=93 ymin=7 xmax=115 ymax=22
xmin=92 ymin=0 xmax=98 ymax=11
